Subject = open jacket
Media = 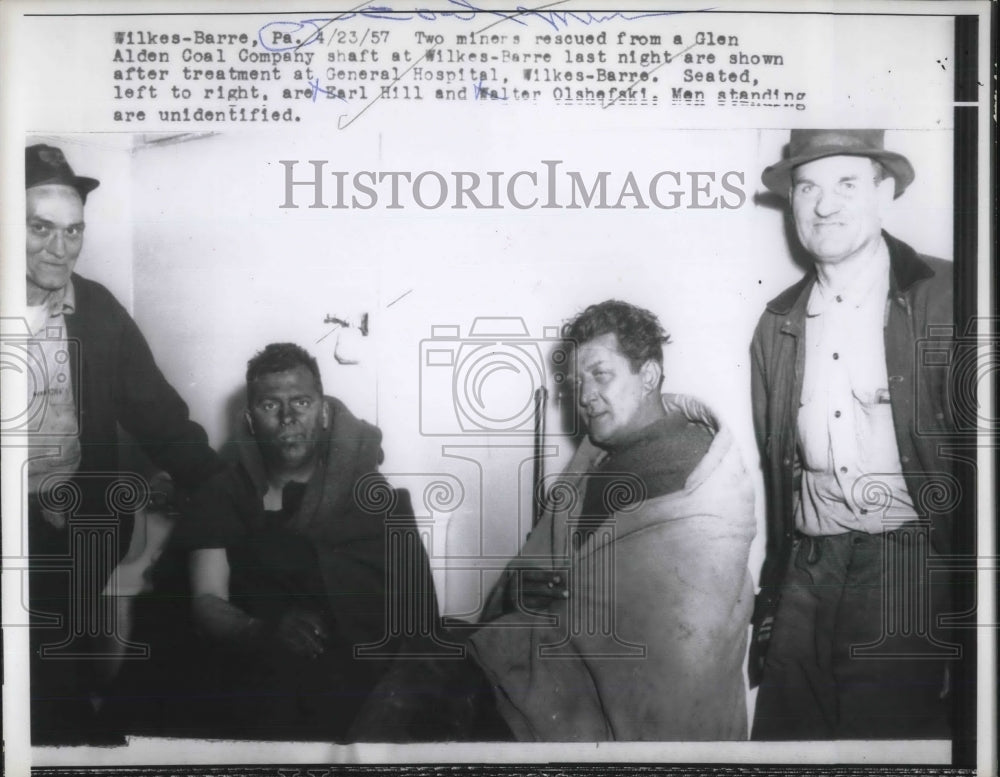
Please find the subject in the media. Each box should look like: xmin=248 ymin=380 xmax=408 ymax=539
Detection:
xmin=469 ymin=395 xmax=756 ymax=741
xmin=749 ymin=232 xmax=955 ymax=678
xmin=64 ymin=273 xmax=221 ymax=494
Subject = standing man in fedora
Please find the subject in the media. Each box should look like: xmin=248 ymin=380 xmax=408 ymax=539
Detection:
xmin=750 ymin=130 xmax=956 ymax=739
xmin=23 ymin=143 xmax=222 ymax=743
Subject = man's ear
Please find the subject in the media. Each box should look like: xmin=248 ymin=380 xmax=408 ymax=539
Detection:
xmin=244 ymin=409 xmax=254 ymax=435
xmin=321 ymin=400 xmax=329 ymax=430
xmin=875 ymin=173 xmax=896 ymax=210
xmin=640 ymin=359 xmax=662 ymax=395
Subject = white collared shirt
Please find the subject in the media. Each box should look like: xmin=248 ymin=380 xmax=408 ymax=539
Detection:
xmin=795 ymin=242 xmax=918 ymax=535
xmin=27 ymin=280 xmax=82 ymax=496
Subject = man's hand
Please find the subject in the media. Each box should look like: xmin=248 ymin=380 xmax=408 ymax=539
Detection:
xmin=514 ymin=569 xmax=569 ymax=612
xmin=146 ymin=471 xmax=177 ymax=512
xmin=269 ymin=610 xmax=330 ymax=659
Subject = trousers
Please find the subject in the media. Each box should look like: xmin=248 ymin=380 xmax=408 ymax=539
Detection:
xmin=752 ymin=526 xmax=954 ymax=739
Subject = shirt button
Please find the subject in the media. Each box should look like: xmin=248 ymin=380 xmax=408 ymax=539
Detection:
xmin=840 ymin=466 xmax=848 ymax=474
xmin=832 ymin=352 xmax=840 ymax=360
xmin=860 ymin=508 xmax=869 ymax=515
xmin=834 ymin=410 xmax=842 ymax=418
xmin=835 ymin=295 xmax=843 ymax=303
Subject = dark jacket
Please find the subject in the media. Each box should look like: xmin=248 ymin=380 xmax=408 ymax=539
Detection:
xmin=64 ymin=273 xmax=221 ymax=501
xmin=177 ymin=396 xmax=438 ymax=657
xmin=139 ymin=398 xmax=441 ymax=740
xmin=749 ymin=232 xmax=955 ymax=678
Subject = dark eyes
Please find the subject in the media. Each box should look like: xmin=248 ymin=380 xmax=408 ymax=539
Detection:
xmin=28 ymin=222 xmax=84 ymax=239
xmin=257 ymin=398 xmax=313 ymax=414
xmin=575 ymin=371 xmax=611 ymax=387
xmin=793 ymin=180 xmax=865 ymax=199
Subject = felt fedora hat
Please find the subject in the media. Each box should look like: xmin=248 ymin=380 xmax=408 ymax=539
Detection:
xmin=761 ymin=129 xmax=914 ymax=199
xmin=26 ymin=144 xmax=100 ymax=203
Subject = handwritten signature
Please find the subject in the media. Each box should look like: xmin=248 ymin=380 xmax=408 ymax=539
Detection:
xmin=259 ymin=0 xmax=692 ymax=52
xmin=308 ymin=77 xmax=346 ymax=102
xmin=473 ymin=76 xmax=507 ymax=100
xmin=260 ymin=0 xmax=705 ymax=127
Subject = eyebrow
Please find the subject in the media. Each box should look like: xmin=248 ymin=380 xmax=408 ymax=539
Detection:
xmin=256 ymin=392 xmax=315 ymax=401
xmin=28 ymin=217 xmax=86 ymax=228
xmin=793 ymin=173 xmax=863 ymax=186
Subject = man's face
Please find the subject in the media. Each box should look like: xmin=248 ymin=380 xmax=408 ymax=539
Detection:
xmin=575 ymin=332 xmax=656 ymax=449
xmin=26 ymin=185 xmax=85 ymax=302
xmin=247 ymin=365 xmax=326 ymax=472
xmin=790 ymin=155 xmax=894 ymax=266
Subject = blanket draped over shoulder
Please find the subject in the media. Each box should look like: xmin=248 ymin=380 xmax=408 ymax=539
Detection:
xmin=469 ymin=394 xmax=756 ymax=741
xmin=114 ymin=397 xmax=440 ymax=739
xmin=233 ymin=395 xmax=436 ymax=656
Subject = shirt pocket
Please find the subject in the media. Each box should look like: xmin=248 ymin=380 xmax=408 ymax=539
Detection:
xmin=851 ymin=387 xmax=894 ymax=448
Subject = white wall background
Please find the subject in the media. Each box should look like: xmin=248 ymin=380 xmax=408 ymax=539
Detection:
xmin=10 ymin=5 xmax=957 ymax=639
xmin=49 ymin=125 xmax=953 ymax=619
xmin=4 ymin=6 xmax=967 ymax=757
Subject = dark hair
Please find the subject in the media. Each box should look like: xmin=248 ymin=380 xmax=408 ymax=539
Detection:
xmin=246 ymin=343 xmax=322 ymax=392
xmin=563 ymin=300 xmax=671 ymax=373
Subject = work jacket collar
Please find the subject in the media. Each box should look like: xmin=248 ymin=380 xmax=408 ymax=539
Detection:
xmin=764 ymin=231 xmax=935 ymax=329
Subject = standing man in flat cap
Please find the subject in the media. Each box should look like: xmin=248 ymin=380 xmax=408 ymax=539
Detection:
xmin=750 ymin=130 xmax=956 ymax=739
xmin=23 ymin=143 xmax=222 ymax=744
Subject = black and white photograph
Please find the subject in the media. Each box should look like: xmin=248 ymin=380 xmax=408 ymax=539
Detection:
xmin=0 ymin=2 xmax=994 ymax=775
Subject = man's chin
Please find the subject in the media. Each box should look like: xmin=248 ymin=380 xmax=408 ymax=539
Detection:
xmin=586 ymin=429 xmax=611 ymax=449
xmin=265 ymin=442 xmax=315 ymax=468
xmin=806 ymin=236 xmax=857 ymax=262
xmin=28 ymin=273 xmax=71 ymax=295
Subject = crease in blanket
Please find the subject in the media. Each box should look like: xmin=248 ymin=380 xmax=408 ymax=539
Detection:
xmin=470 ymin=393 xmax=756 ymax=742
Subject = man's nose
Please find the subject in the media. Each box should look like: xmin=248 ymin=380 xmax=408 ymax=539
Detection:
xmin=813 ymin=188 xmax=841 ymax=217
xmin=47 ymin=230 xmax=67 ymax=258
xmin=278 ymin=404 xmax=295 ymax=424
